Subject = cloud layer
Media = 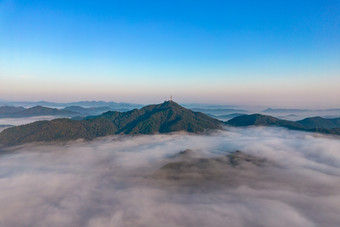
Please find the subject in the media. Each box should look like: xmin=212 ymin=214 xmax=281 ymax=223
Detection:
xmin=0 ymin=127 xmax=340 ymax=227
xmin=0 ymin=116 xmax=60 ymax=126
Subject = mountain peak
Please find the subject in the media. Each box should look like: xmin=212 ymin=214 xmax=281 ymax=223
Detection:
xmin=0 ymin=102 xmax=222 ymax=146
xmin=160 ymin=100 xmax=179 ymax=106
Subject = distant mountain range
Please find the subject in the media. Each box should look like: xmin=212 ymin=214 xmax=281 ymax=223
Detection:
xmin=0 ymin=101 xmax=221 ymax=145
xmin=263 ymin=108 xmax=340 ymax=113
xmin=0 ymin=100 xmax=143 ymax=109
xmin=1 ymin=102 xmax=249 ymax=119
xmin=262 ymin=108 xmax=309 ymax=113
xmin=1 ymin=103 xmax=340 ymax=146
xmin=190 ymin=108 xmax=248 ymax=116
xmin=0 ymin=106 xmax=77 ymax=118
xmin=0 ymin=105 xmax=136 ymax=118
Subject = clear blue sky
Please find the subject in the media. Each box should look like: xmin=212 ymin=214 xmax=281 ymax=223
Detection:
xmin=0 ymin=0 xmax=339 ymax=107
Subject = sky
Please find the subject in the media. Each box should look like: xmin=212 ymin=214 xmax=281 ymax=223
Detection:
xmin=0 ymin=0 xmax=339 ymax=107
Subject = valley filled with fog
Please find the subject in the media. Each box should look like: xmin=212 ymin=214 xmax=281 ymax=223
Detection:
xmin=0 ymin=116 xmax=61 ymax=127
xmin=1 ymin=127 xmax=340 ymax=227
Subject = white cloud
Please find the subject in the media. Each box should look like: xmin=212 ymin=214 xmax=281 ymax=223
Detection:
xmin=0 ymin=127 xmax=340 ymax=226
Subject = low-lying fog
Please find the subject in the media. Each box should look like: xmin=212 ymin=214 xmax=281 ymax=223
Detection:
xmin=0 ymin=127 xmax=340 ymax=227
xmin=0 ymin=116 xmax=62 ymax=126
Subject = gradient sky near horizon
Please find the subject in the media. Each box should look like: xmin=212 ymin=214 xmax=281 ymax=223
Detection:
xmin=0 ymin=0 xmax=339 ymax=107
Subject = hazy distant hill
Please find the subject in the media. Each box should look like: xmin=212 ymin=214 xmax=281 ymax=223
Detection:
xmin=226 ymin=114 xmax=340 ymax=136
xmin=0 ymin=105 xmax=133 ymax=118
xmin=0 ymin=106 xmax=77 ymax=118
xmin=262 ymin=108 xmax=340 ymax=113
xmin=0 ymin=101 xmax=222 ymax=145
xmin=67 ymin=101 xmax=143 ymax=109
xmin=63 ymin=106 xmax=114 ymax=116
xmin=263 ymin=108 xmax=309 ymax=113
xmin=0 ymin=106 xmax=26 ymax=116
xmin=190 ymin=108 xmax=248 ymax=115
xmin=215 ymin=113 xmax=246 ymax=120
xmin=0 ymin=100 xmax=143 ymax=109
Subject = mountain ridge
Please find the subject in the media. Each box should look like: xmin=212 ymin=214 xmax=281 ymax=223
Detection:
xmin=0 ymin=106 xmax=77 ymax=118
xmin=1 ymin=104 xmax=340 ymax=146
xmin=225 ymin=114 xmax=340 ymax=135
xmin=0 ymin=101 xmax=222 ymax=145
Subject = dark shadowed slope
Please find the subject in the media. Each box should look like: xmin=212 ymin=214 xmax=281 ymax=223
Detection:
xmin=0 ymin=101 xmax=222 ymax=145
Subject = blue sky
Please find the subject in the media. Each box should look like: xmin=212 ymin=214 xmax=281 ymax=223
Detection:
xmin=0 ymin=0 xmax=339 ymax=107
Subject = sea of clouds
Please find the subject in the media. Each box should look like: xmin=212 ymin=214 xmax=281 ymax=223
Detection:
xmin=0 ymin=127 xmax=340 ymax=227
xmin=0 ymin=116 xmax=61 ymax=126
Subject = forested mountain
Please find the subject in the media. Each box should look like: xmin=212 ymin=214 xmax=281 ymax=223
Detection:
xmin=0 ymin=101 xmax=222 ymax=145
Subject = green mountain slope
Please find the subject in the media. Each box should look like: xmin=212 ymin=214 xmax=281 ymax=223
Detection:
xmin=297 ymin=117 xmax=340 ymax=129
xmin=225 ymin=114 xmax=340 ymax=136
xmin=0 ymin=101 xmax=222 ymax=145
xmin=226 ymin=114 xmax=305 ymax=130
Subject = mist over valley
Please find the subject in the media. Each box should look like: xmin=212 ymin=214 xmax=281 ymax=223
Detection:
xmin=1 ymin=127 xmax=340 ymax=226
